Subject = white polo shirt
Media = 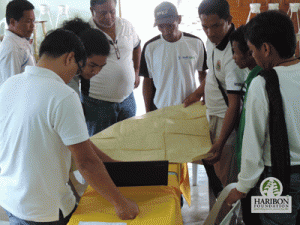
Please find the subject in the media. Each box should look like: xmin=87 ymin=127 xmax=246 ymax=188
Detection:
xmin=140 ymin=32 xmax=207 ymax=109
xmin=237 ymin=62 xmax=300 ymax=193
xmin=204 ymin=26 xmax=247 ymax=118
xmin=83 ymin=17 xmax=140 ymax=103
xmin=0 ymin=30 xmax=35 ymax=86
xmin=0 ymin=66 xmax=89 ymax=222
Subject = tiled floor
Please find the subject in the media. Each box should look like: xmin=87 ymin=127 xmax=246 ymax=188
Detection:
xmin=182 ymin=163 xmax=210 ymax=225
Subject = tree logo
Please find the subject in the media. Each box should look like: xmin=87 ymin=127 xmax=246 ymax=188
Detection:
xmin=251 ymin=177 xmax=292 ymax=213
xmin=260 ymin=177 xmax=283 ymax=197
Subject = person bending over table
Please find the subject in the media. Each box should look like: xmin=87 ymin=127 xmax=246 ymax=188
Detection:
xmin=61 ymin=17 xmax=109 ymax=97
xmin=0 ymin=29 xmax=139 ymax=225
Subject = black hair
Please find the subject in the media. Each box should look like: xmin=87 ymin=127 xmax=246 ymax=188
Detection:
xmin=90 ymin=0 xmax=117 ymax=8
xmin=198 ymin=0 xmax=230 ymax=20
xmin=6 ymin=0 xmax=34 ymax=25
xmin=61 ymin=17 xmax=91 ymax=36
xmin=229 ymin=25 xmax=249 ymax=54
xmin=61 ymin=17 xmax=110 ymax=57
xmin=79 ymin=29 xmax=110 ymax=57
xmin=39 ymin=29 xmax=87 ymax=68
xmin=245 ymin=10 xmax=296 ymax=59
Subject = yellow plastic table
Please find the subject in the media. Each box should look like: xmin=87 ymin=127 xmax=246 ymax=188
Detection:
xmin=68 ymin=163 xmax=189 ymax=225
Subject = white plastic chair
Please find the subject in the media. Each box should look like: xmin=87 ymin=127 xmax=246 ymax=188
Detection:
xmin=203 ymin=183 xmax=241 ymax=225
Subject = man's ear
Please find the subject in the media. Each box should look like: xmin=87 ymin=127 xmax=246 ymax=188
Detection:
xmin=226 ymin=15 xmax=233 ymax=25
xmin=64 ymin=52 xmax=76 ymax=66
xmin=9 ymin=18 xmax=15 ymax=27
xmin=178 ymin=15 xmax=182 ymax=25
xmin=262 ymin=42 xmax=271 ymax=57
xmin=90 ymin=7 xmax=95 ymax=16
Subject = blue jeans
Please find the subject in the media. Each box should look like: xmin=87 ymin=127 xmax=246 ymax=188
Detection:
xmin=5 ymin=206 xmax=77 ymax=225
xmin=255 ymin=167 xmax=300 ymax=225
xmin=81 ymin=92 xmax=136 ymax=137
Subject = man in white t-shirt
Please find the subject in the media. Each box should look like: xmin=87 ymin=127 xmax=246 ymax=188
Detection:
xmin=81 ymin=0 xmax=141 ymax=136
xmin=0 ymin=0 xmax=35 ymax=86
xmin=139 ymin=1 xmax=207 ymax=112
xmin=184 ymin=0 xmax=247 ymax=199
xmin=225 ymin=11 xmax=300 ymax=225
xmin=0 ymin=29 xmax=139 ymax=225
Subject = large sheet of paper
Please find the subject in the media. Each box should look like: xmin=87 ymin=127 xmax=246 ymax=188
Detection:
xmin=90 ymin=102 xmax=211 ymax=163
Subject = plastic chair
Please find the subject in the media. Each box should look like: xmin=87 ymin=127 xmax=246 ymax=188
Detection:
xmin=192 ymin=163 xmax=198 ymax=186
xmin=287 ymin=3 xmax=300 ymax=32
xmin=268 ymin=3 xmax=279 ymax=11
xmin=246 ymin=3 xmax=261 ymax=23
xmin=203 ymin=183 xmax=241 ymax=225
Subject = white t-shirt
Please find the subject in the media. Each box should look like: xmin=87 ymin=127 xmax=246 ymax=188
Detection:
xmin=140 ymin=32 xmax=207 ymax=109
xmin=0 ymin=30 xmax=35 ymax=86
xmin=82 ymin=17 xmax=140 ymax=103
xmin=237 ymin=62 xmax=300 ymax=193
xmin=0 ymin=66 xmax=89 ymax=222
xmin=204 ymin=27 xmax=247 ymax=118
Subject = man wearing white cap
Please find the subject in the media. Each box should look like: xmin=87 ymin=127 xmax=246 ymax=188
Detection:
xmin=139 ymin=1 xmax=207 ymax=112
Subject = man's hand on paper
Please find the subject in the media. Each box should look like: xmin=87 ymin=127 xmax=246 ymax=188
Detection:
xmin=183 ymin=92 xmax=205 ymax=107
xmin=114 ymin=198 xmax=139 ymax=220
xmin=202 ymin=141 xmax=223 ymax=165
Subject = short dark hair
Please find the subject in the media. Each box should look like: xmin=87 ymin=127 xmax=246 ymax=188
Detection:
xmin=198 ymin=0 xmax=230 ymax=20
xmin=61 ymin=17 xmax=91 ymax=36
xmin=79 ymin=29 xmax=110 ymax=57
xmin=90 ymin=0 xmax=117 ymax=8
xmin=61 ymin=17 xmax=110 ymax=57
xmin=229 ymin=25 xmax=249 ymax=54
xmin=6 ymin=0 xmax=34 ymax=25
xmin=245 ymin=10 xmax=296 ymax=59
xmin=39 ymin=29 xmax=87 ymax=68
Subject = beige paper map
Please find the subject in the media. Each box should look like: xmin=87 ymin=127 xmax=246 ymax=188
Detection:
xmin=90 ymin=102 xmax=212 ymax=163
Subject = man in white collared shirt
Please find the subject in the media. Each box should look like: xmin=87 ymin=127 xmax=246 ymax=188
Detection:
xmin=81 ymin=0 xmax=141 ymax=136
xmin=0 ymin=0 xmax=35 ymax=86
xmin=0 ymin=29 xmax=139 ymax=225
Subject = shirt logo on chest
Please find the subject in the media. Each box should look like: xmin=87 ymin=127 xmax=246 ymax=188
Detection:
xmin=216 ymin=60 xmax=221 ymax=71
xmin=178 ymin=56 xmax=196 ymax=60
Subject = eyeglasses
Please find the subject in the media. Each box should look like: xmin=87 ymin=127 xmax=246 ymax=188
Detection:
xmin=109 ymin=40 xmax=120 ymax=60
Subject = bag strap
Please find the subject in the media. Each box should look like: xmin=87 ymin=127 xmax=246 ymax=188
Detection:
xmin=261 ymin=69 xmax=290 ymax=195
xmin=212 ymin=51 xmax=229 ymax=106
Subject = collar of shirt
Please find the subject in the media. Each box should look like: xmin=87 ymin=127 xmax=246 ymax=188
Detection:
xmin=245 ymin=65 xmax=262 ymax=85
xmin=5 ymin=30 xmax=32 ymax=49
xmin=24 ymin=66 xmax=66 ymax=84
xmin=215 ymin=23 xmax=235 ymax=51
xmin=89 ymin=17 xmax=122 ymax=42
